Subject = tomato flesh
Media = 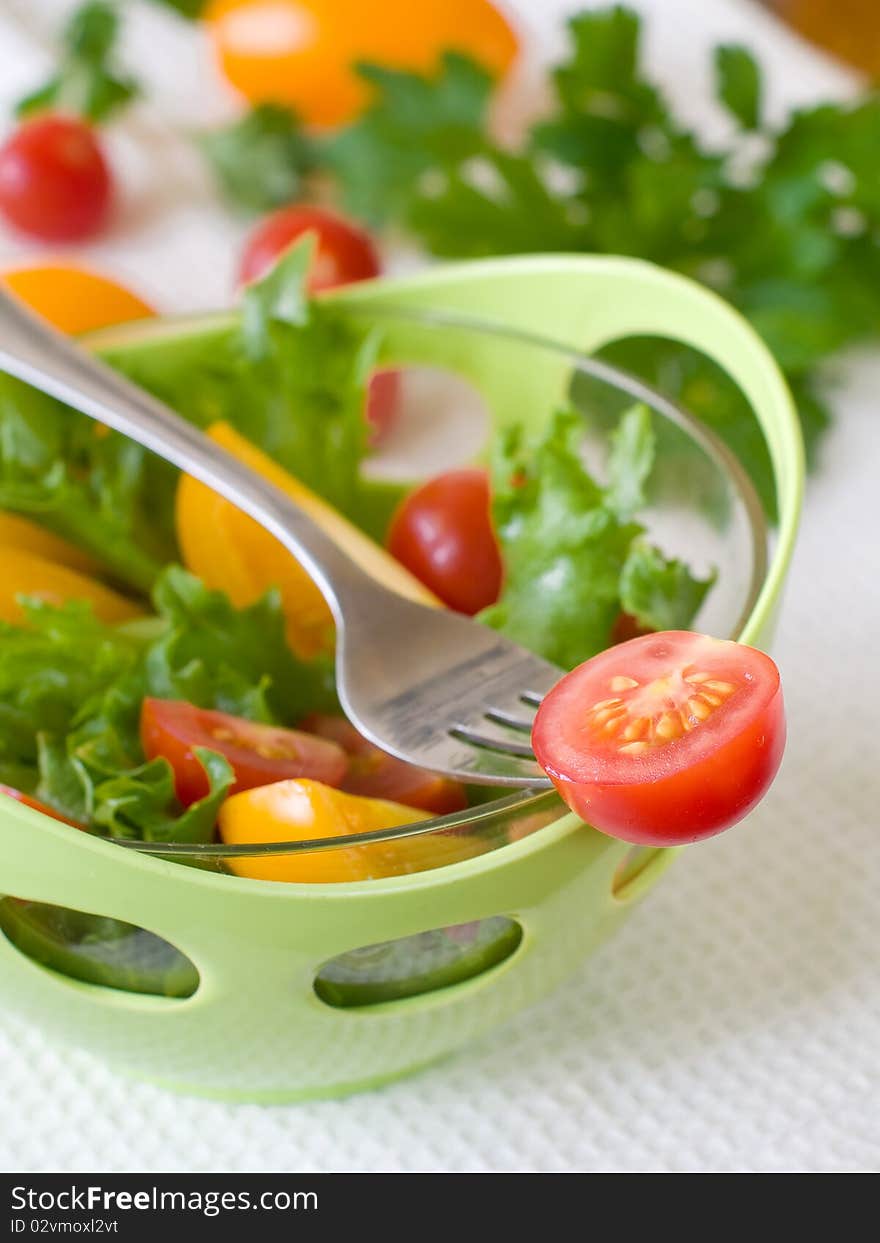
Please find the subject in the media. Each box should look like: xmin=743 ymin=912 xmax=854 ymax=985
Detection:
xmin=0 ymin=116 xmax=112 ymax=242
xmin=141 ymin=699 xmax=349 ymax=806
xmin=302 ymin=713 xmax=467 ymax=815
xmin=387 ymin=468 xmax=503 ymax=615
xmin=532 ymin=631 xmax=785 ymax=846
xmin=0 ymin=785 xmax=83 ymax=829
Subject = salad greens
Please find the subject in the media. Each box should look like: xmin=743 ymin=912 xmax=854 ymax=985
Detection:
xmin=0 ymin=568 xmax=335 ymax=839
xmin=0 ymin=371 xmax=176 ymax=593
xmin=481 ymin=406 xmax=713 ymax=669
xmin=0 ymin=246 xmax=708 ymax=840
xmin=0 ymin=244 xmax=388 ymax=596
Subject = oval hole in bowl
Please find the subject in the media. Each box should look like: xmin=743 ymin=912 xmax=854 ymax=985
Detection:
xmin=0 ymin=897 xmax=199 ymax=998
xmin=314 ymin=916 xmax=522 ymax=1009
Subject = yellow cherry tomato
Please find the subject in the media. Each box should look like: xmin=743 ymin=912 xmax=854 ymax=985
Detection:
xmin=0 ymin=547 xmax=142 ymax=626
xmin=175 ymin=422 xmax=438 ymax=659
xmin=0 ymin=511 xmax=102 ymax=577
xmin=205 ymin=0 xmax=518 ymax=127
xmin=219 ymin=777 xmax=484 ymax=882
xmin=220 ymin=779 xmax=425 ymax=882
xmin=1 ymin=264 xmax=154 ymax=336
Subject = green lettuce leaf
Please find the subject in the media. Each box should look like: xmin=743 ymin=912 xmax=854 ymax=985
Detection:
xmin=145 ymin=565 xmax=336 ymax=723
xmin=481 ymin=406 xmax=712 ymax=669
xmin=620 ymin=543 xmax=716 ymax=633
xmin=0 ymin=567 xmax=336 ymax=839
xmin=0 ymin=373 xmax=174 ymax=592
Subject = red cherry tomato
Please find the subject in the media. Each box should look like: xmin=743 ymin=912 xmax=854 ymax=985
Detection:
xmin=239 ymin=204 xmax=381 ymax=288
xmin=387 ymin=468 xmax=502 ymax=615
xmin=302 ymin=713 xmax=467 ymax=815
xmin=140 ymin=698 xmax=349 ymax=806
xmin=238 ymin=204 xmax=396 ymax=444
xmin=0 ymin=784 xmax=83 ymax=829
xmin=532 ymin=631 xmax=785 ymax=846
xmin=0 ymin=115 xmax=112 ymax=242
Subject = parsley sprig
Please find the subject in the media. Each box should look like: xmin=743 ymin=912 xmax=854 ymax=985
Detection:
xmin=201 ymin=5 xmax=880 ymax=512
xmin=16 ymin=1 xmax=138 ymax=124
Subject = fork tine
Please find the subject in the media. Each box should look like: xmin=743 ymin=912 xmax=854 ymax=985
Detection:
xmin=483 ymin=707 xmax=536 ymax=734
xmin=442 ymin=743 xmax=551 ymax=786
xmin=451 ymin=724 xmax=536 ymax=759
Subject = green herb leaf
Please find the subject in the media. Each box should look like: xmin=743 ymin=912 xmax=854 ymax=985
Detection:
xmin=146 ymin=566 xmax=337 ymax=723
xmin=16 ymin=1 xmax=139 ymax=123
xmin=716 ymin=45 xmax=763 ymax=131
xmin=199 ymin=104 xmax=317 ymax=213
xmin=605 ymin=403 xmax=655 ymax=519
xmin=620 ymin=543 xmax=716 ymax=633
xmin=480 ymin=408 xmax=642 ymax=669
xmin=87 ymin=749 xmax=234 ymax=844
xmin=325 ymin=53 xmax=493 ymax=228
xmin=0 ymin=373 xmax=175 ymax=593
xmin=145 ymin=0 xmax=207 ymax=17
xmin=0 ymin=568 xmax=337 ymax=837
xmin=305 ymin=4 xmax=880 ymax=506
xmin=241 ymin=236 xmax=312 ymax=358
xmin=481 ymin=407 xmax=708 ymax=669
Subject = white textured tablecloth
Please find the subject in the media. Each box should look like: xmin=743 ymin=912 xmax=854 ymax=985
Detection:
xmin=0 ymin=0 xmax=877 ymax=1174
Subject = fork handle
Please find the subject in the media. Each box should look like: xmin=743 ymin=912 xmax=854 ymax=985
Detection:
xmin=0 ymin=288 xmax=382 ymax=624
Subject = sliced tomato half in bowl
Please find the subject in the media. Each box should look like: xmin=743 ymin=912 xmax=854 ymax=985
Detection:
xmin=141 ymin=699 xmax=349 ymax=806
xmin=302 ymin=713 xmax=467 ymax=815
xmin=532 ymin=631 xmax=785 ymax=846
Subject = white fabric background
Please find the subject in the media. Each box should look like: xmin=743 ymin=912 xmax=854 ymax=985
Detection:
xmin=0 ymin=0 xmax=877 ymax=1174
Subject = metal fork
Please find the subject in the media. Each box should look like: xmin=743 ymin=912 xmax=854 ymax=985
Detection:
xmin=0 ymin=290 xmax=558 ymax=787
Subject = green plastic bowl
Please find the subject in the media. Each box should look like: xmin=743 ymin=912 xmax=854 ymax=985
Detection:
xmin=0 ymin=256 xmax=802 ymax=1101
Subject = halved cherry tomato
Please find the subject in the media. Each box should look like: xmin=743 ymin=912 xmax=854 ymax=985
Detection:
xmin=219 ymin=777 xmax=485 ymax=882
xmin=206 ymin=0 xmax=518 ymax=128
xmin=238 ymin=204 xmax=397 ymax=444
xmin=176 ymin=422 xmax=438 ymax=659
xmin=532 ymin=631 xmax=785 ymax=846
xmin=387 ymin=467 xmax=503 ymax=615
xmin=0 ymin=115 xmax=112 ymax=242
xmin=0 ymin=547 xmax=142 ymax=626
xmin=1 ymin=264 xmax=154 ymax=335
xmin=140 ymin=698 xmax=349 ymax=806
xmin=0 ymin=511 xmax=101 ymax=576
xmin=0 ymin=785 xmax=83 ymax=829
xmin=302 ymin=713 xmax=466 ymax=814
